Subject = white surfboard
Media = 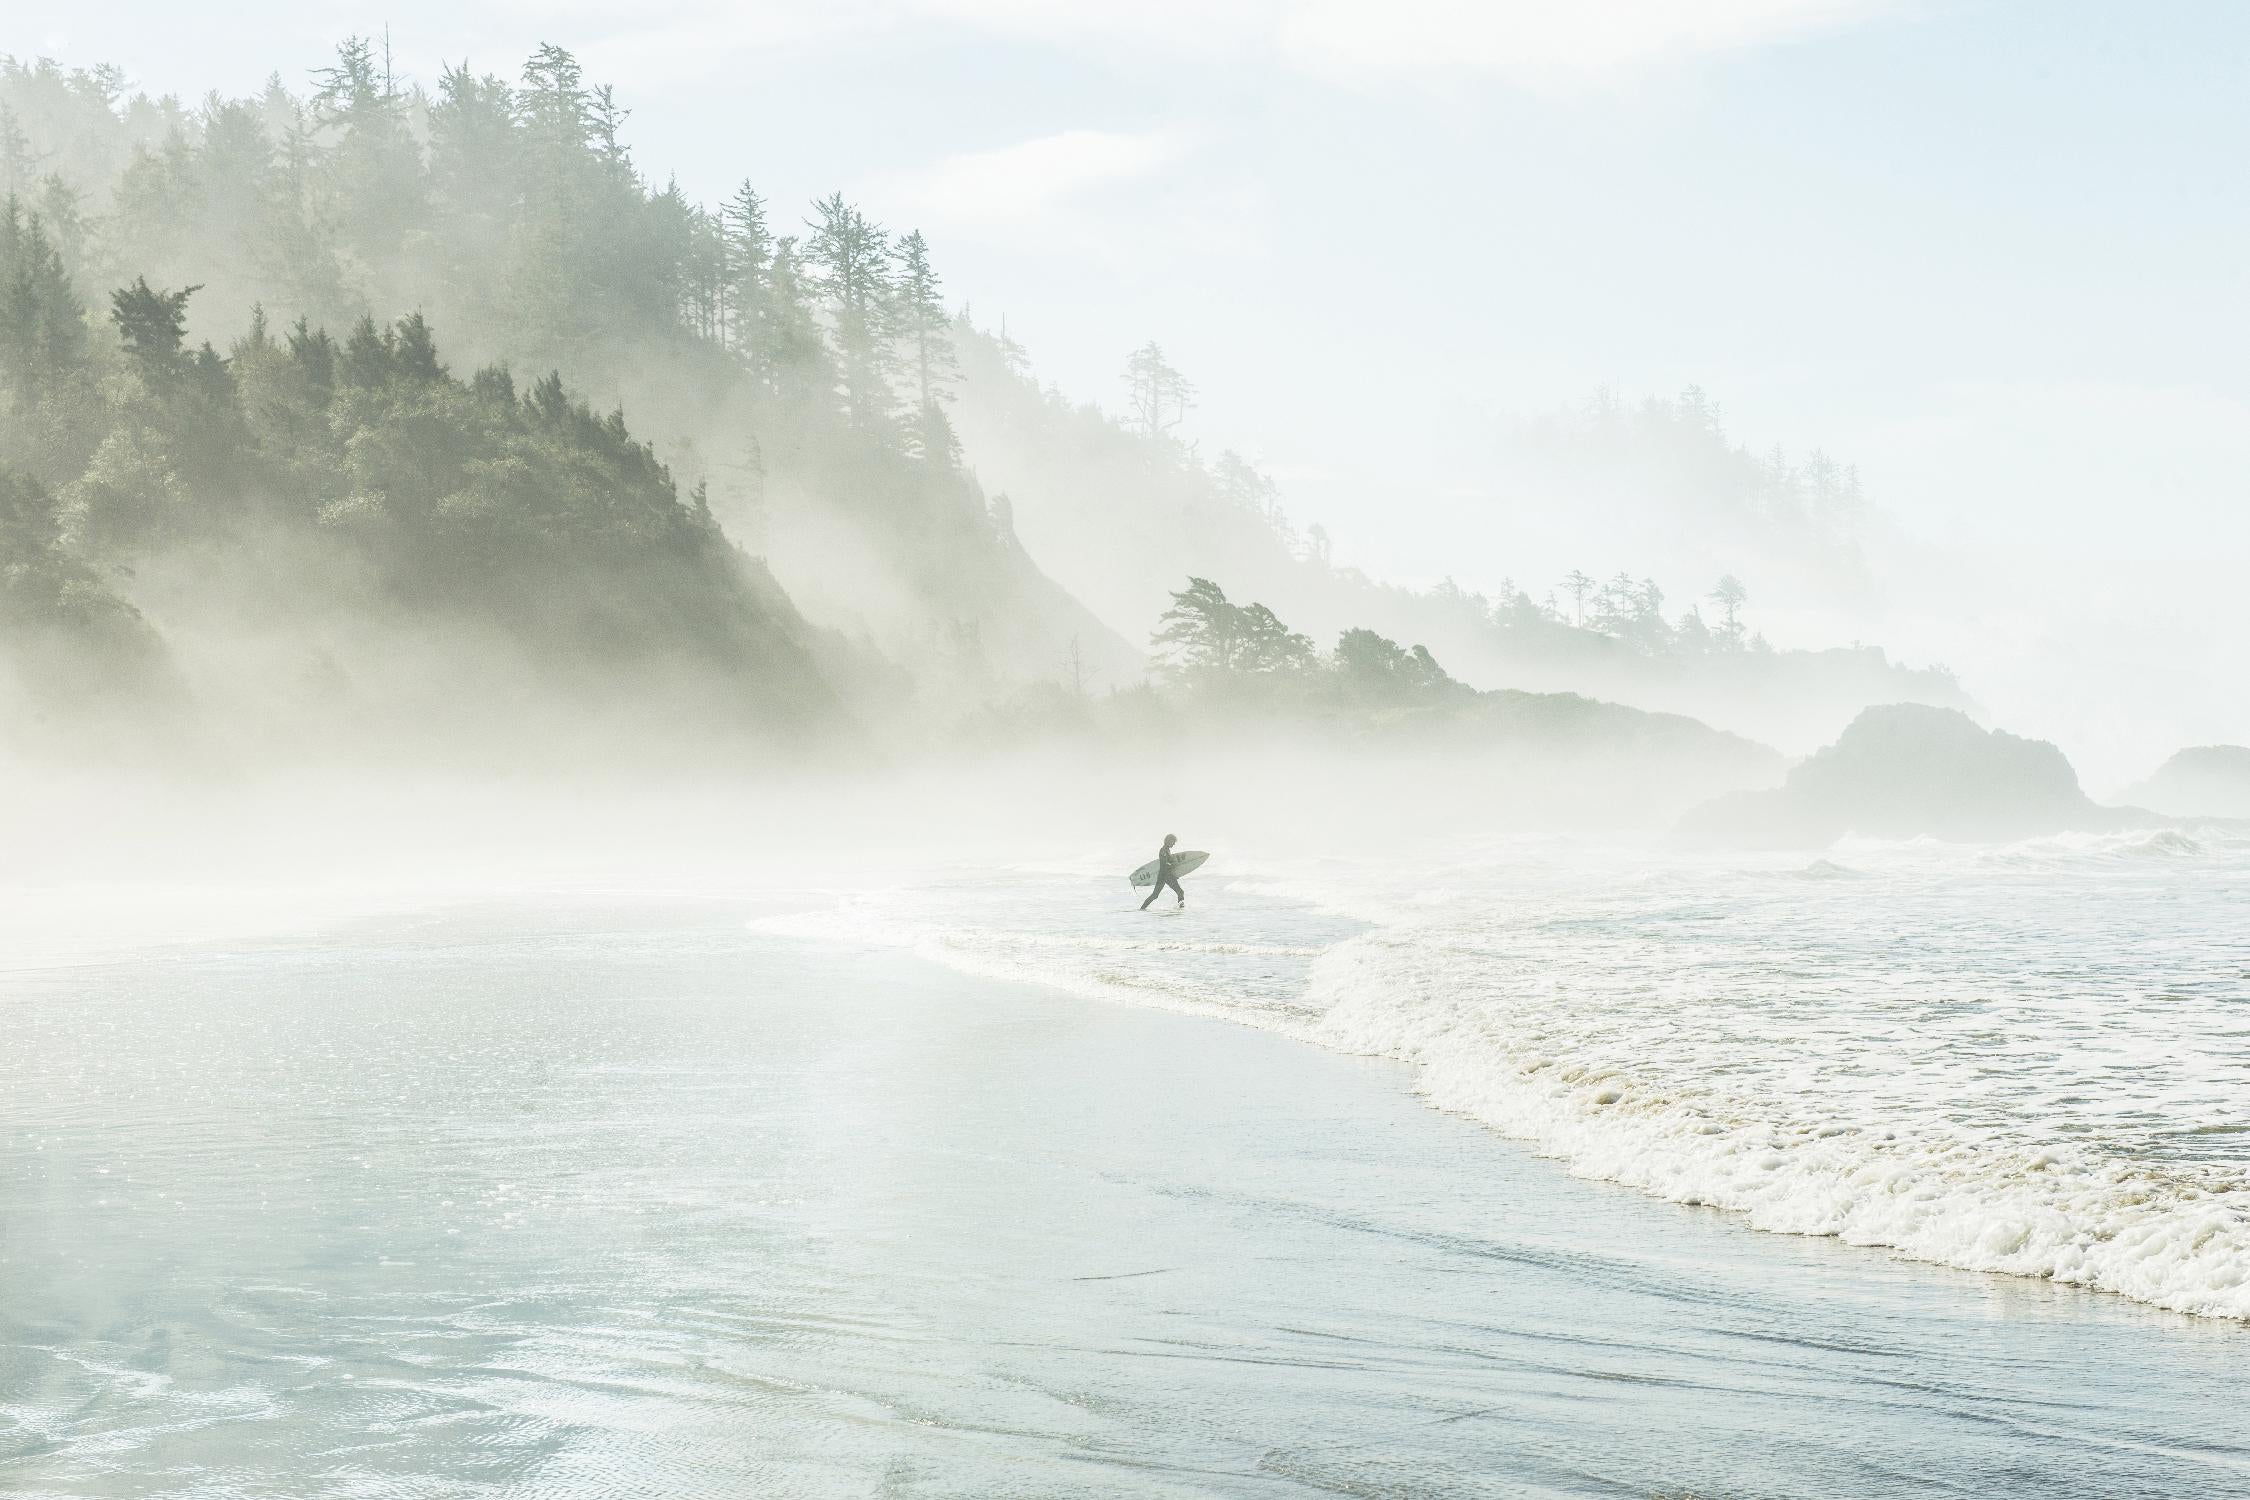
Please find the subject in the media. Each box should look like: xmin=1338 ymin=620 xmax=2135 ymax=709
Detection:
xmin=1129 ymin=850 xmax=1210 ymax=888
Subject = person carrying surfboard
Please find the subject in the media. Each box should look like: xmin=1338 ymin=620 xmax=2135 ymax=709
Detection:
xmin=1140 ymin=834 xmax=1188 ymax=910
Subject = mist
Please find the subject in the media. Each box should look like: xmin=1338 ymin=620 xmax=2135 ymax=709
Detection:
xmin=5 ymin=19 xmax=2250 ymax=1496
xmin=7 ymin=35 xmax=2239 ymax=815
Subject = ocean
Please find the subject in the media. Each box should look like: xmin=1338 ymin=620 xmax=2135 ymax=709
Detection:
xmin=766 ymin=826 xmax=2250 ymax=1322
xmin=4 ymin=833 xmax=2246 ymax=1496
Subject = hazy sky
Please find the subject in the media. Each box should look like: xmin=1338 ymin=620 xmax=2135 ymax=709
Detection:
xmin=7 ymin=1 xmax=2245 ymax=778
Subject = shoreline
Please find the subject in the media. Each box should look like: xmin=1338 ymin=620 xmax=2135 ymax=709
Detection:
xmin=3 ymin=901 xmax=2244 ymax=1497
xmin=788 ymin=847 xmax=2250 ymax=1329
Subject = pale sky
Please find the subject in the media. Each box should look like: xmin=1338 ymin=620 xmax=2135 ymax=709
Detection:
xmin=7 ymin=1 xmax=2246 ymax=780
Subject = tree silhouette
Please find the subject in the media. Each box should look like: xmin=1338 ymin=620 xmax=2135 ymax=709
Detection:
xmin=1235 ymin=601 xmax=1315 ymax=677
xmin=759 ymin=236 xmax=830 ymax=405
xmin=1708 ymin=574 xmax=1748 ymax=641
xmin=721 ymin=180 xmax=770 ymax=361
xmin=1561 ymin=569 xmax=1596 ymax=627
xmin=0 ymin=199 xmax=85 ymax=388
xmin=1151 ymin=575 xmax=1240 ymax=680
xmin=893 ymin=228 xmax=958 ymax=465
xmin=804 ymin=191 xmax=894 ymax=433
xmin=1123 ymin=341 xmax=1194 ymax=440
xmin=0 ymin=106 xmax=39 ymax=200
xmin=1334 ymin=627 xmax=1459 ymax=702
xmin=109 ymin=276 xmax=199 ymax=373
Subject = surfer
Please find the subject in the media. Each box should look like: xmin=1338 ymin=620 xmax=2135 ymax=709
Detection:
xmin=1140 ymin=834 xmax=1187 ymax=910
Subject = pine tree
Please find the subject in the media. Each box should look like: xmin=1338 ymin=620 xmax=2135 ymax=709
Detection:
xmin=110 ymin=277 xmax=200 ymax=376
xmin=428 ymin=64 xmax=519 ymax=224
xmin=0 ymin=199 xmax=86 ymax=393
xmin=0 ymin=106 xmax=38 ymax=200
xmin=309 ymin=36 xmax=425 ymax=261
xmin=519 ymin=44 xmax=591 ymax=165
xmin=1122 ymin=341 xmax=1193 ymax=440
xmin=892 ymin=229 xmax=958 ymax=463
xmin=645 ymin=178 xmax=700 ymax=340
xmin=340 ymin=314 xmax=394 ymax=388
xmin=760 ymin=236 xmax=830 ymax=406
xmin=803 ymin=192 xmax=895 ymax=434
xmin=681 ymin=203 xmax=727 ymax=344
xmin=286 ymin=315 xmax=337 ymax=404
xmin=33 ymin=175 xmax=85 ymax=271
xmin=1707 ymin=574 xmax=1748 ymax=643
xmin=255 ymin=93 xmax=348 ymax=316
xmin=720 ymin=180 xmax=771 ymax=363
xmin=510 ymin=45 xmax=597 ymax=354
xmin=1561 ymin=569 xmax=1595 ymax=627
xmin=393 ymin=311 xmax=445 ymax=381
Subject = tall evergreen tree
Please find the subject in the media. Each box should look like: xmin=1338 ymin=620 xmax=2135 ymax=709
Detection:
xmin=428 ymin=63 xmax=518 ymax=223
xmin=892 ymin=229 xmax=957 ymax=464
xmin=721 ymin=180 xmax=770 ymax=361
xmin=510 ymin=44 xmax=597 ymax=354
xmin=803 ymin=192 xmax=894 ymax=434
xmin=309 ymin=36 xmax=425 ymax=262
xmin=761 ymin=236 xmax=830 ymax=406
xmin=1561 ymin=569 xmax=1595 ymax=627
xmin=32 ymin=174 xmax=85 ymax=271
xmin=0 ymin=105 xmax=36 ymax=199
xmin=681 ymin=202 xmax=727 ymax=343
xmin=0 ymin=199 xmax=85 ymax=393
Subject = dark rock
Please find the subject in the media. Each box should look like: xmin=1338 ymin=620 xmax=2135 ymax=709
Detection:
xmin=2119 ymin=746 xmax=2250 ymax=819
xmin=1679 ymin=703 xmax=2134 ymax=847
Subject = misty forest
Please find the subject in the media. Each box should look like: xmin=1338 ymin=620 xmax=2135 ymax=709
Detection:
xmin=5 ymin=41 xmax=1958 ymax=772
xmin=6 ymin=16 xmax=2249 ymax=1499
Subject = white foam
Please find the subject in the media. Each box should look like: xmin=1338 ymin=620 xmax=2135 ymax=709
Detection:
xmin=759 ymin=842 xmax=2250 ymax=1323
xmin=1308 ymin=928 xmax=2250 ymax=1322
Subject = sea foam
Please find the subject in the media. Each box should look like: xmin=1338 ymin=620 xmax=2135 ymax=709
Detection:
xmin=761 ymin=837 xmax=2250 ymax=1321
xmin=1307 ymin=925 xmax=2250 ymax=1321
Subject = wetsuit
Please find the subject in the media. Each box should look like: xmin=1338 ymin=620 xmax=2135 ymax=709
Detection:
xmin=1140 ymin=846 xmax=1186 ymax=910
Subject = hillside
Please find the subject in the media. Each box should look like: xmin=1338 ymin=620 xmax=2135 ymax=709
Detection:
xmin=951 ymin=578 xmax=1785 ymax=829
xmin=3 ymin=39 xmax=1961 ymax=770
xmin=0 ymin=235 xmax=845 ymax=761
xmin=0 ymin=45 xmax=1139 ymax=704
xmin=947 ymin=326 xmax=1963 ymax=751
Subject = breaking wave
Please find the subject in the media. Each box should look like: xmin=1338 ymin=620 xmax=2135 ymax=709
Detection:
xmin=760 ymin=834 xmax=2250 ymax=1321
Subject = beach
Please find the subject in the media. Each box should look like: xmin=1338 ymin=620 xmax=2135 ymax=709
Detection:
xmin=3 ymin=896 xmax=2243 ymax=1498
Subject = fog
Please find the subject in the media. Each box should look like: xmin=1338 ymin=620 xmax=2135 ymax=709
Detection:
xmin=1 ymin=31 xmax=2243 ymax=853
xmin=13 ymin=29 xmax=2250 ymax=1492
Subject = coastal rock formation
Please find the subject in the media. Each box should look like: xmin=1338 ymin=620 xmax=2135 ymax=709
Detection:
xmin=2118 ymin=746 xmax=2250 ymax=819
xmin=1680 ymin=703 xmax=2129 ymax=847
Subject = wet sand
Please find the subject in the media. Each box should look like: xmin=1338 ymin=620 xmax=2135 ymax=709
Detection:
xmin=2 ymin=899 xmax=2244 ymax=1497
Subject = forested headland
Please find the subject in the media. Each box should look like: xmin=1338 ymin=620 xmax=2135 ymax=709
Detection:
xmin=2 ymin=41 xmax=1960 ymax=772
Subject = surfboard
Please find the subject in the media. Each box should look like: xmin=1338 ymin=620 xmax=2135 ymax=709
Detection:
xmin=1129 ymin=850 xmax=1209 ymax=888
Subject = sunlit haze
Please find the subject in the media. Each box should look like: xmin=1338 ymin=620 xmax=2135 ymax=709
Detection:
xmin=6 ymin=7 xmax=2250 ymax=1494
xmin=11 ymin=1 xmax=2246 ymax=781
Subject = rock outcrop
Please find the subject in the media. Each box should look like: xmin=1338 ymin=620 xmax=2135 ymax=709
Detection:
xmin=2118 ymin=745 xmax=2250 ymax=819
xmin=1679 ymin=703 xmax=2133 ymax=847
